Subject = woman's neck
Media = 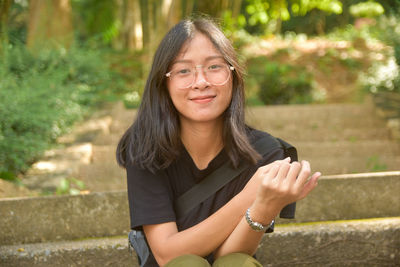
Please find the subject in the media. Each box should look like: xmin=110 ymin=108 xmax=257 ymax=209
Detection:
xmin=180 ymin=120 xmax=224 ymax=170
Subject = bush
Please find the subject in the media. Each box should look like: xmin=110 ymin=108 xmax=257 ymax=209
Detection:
xmin=246 ymin=57 xmax=314 ymax=105
xmin=360 ymin=14 xmax=400 ymax=94
xmin=349 ymin=1 xmax=384 ymax=18
xmin=0 ymin=44 xmax=119 ymax=179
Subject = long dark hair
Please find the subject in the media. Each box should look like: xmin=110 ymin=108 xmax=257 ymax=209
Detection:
xmin=116 ymin=18 xmax=260 ymax=172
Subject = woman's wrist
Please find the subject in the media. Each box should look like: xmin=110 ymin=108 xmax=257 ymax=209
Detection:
xmin=248 ymin=200 xmax=281 ymax=225
xmin=245 ymin=208 xmax=275 ymax=232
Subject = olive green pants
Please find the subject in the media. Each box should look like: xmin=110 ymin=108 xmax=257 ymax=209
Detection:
xmin=164 ymin=253 xmax=263 ymax=267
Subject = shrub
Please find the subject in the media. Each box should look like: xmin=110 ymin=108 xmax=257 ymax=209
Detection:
xmin=0 ymin=44 xmax=118 ymax=179
xmin=361 ymin=14 xmax=400 ymax=94
xmin=246 ymin=57 xmax=314 ymax=105
xmin=349 ymin=1 xmax=384 ymax=18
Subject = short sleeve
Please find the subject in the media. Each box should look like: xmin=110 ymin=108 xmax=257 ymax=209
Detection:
xmin=126 ymin=163 xmax=176 ymax=230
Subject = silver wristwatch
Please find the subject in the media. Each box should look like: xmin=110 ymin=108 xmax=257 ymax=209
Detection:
xmin=245 ymin=208 xmax=274 ymax=232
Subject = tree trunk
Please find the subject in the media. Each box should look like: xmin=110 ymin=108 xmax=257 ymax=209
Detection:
xmin=0 ymin=0 xmax=13 ymax=50
xmin=27 ymin=0 xmax=73 ymax=51
xmin=140 ymin=0 xmax=149 ymax=51
xmin=182 ymin=0 xmax=194 ymax=18
xmin=115 ymin=0 xmax=143 ymax=51
xmin=164 ymin=0 xmax=181 ymax=29
xmin=230 ymin=0 xmax=243 ymax=18
xmin=196 ymin=0 xmax=231 ymax=18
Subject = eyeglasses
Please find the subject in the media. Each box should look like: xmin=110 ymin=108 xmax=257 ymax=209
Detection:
xmin=165 ymin=62 xmax=234 ymax=89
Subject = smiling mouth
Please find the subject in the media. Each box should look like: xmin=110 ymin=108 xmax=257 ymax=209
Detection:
xmin=190 ymin=95 xmax=216 ymax=103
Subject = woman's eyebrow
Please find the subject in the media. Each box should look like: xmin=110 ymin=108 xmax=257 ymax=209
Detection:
xmin=172 ymin=56 xmax=225 ymax=65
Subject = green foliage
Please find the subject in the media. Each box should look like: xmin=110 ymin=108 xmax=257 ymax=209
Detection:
xmin=221 ymin=10 xmax=247 ymax=38
xmin=247 ymin=57 xmax=314 ymax=105
xmin=56 ymin=177 xmax=86 ymax=195
xmin=291 ymin=0 xmax=343 ymax=16
xmin=246 ymin=0 xmax=290 ymax=26
xmin=282 ymin=1 xmax=398 ymax=36
xmin=349 ymin=1 xmax=385 ymax=18
xmin=71 ymin=0 xmax=119 ymax=45
xmin=240 ymin=0 xmax=343 ymax=35
xmin=360 ymin=14 xmax=400 ymax=94
xmin=105 ymin=50 xmax=147 ymax=108
xmin=0 ymin=44 xmax=118 ymax=178
xmin=366 ymin=155 xmax=387 ymax=172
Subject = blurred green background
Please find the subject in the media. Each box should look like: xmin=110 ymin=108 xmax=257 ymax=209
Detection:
xmin=1 ymin=0 xmax=400 ymax=181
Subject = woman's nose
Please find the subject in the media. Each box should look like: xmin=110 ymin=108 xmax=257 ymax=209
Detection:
xmin=192 ymin=68 xmax=210 ymax=89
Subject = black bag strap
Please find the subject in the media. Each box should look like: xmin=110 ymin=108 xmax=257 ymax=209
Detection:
xmin=175 ymin=136 xmax=297 ymax=219
xmin=276 ymin=138 xmax=297 ymax=219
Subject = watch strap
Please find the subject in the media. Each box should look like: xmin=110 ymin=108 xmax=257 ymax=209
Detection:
xmin=245 ymin=208 xmax=275 ymax=232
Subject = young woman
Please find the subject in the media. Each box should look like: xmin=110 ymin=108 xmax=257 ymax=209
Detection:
xmin=117 ymin=18 xmax=321 ymax=267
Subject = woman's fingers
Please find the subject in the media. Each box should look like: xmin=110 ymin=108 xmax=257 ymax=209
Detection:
xmin=286 ymin=161 xmax=301 ymax=185
xmin=298 ymin=171 xmax=321 ymax=200
xmin=257 ymin=159 xmax=321 ymax=205
xmin=275 ymin=162 xmax=291 ymax=181
xmin=261 ymin=163 xmax=280 ymax=186
xmin=259 ymin=157 xmax=291 ymax=175
xmin=295 ymin=160 xmax=311 ymax=188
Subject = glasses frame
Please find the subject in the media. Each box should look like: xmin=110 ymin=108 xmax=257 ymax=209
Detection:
xmin=165 ymin=63 xmax=235 ymax=89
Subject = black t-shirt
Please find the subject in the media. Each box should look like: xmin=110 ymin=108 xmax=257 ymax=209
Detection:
xmin=126 ymin=129 xmax=285 ymax=265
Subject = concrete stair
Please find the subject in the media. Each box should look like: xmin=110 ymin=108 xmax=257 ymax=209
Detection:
xmin=1 ymin=218 xmax=399 ymax=267
xmin=16 ymin=100 xmax=400 ymax=195
xmin=1 ymin=172 xmax=399 ymax=266
xmin=246 ymin=103 xmax=400 ymax=175
xmin=64 ymin=101 xmax=400 ymax=193
xmin=2 ymin=100 xmax=400 ymax=266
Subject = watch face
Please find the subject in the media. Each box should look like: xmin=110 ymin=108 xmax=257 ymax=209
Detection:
xmin=245 ymin=208 xmax=266 ymax=232
xmin=252 ymin=222 xmax=265 ymax=232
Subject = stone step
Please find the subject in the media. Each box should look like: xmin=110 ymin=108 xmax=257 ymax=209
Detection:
xmin=74 ymin=163 xmax=126 ymax=192
xmin=257 ymin=217 xmax=400 ymax=266
xmin=108 ymin=102 xmax=136 ymax=134
xmin=93 ymin=126 xmax=393 ymax=146
xmin=306 ymin=155 xmax=400 ymax=174
xmin=294 ymin=140 xmax=400 ymax=157
xmin=1 ymin=218 xmax=399 ymax=267
xmin=103 ymin=105 xmax=393 ymax=147
xmin=106 ymin=103 xmax=389 ymax=139
xmin=2 ymin=172 xmax=399 ymax=246
xmin=288 ymin=172 xmax=400 ymax=223
xmin=245 ymin=103 xmax=393 ymax=143
xmin=72 ymin=145 xmax=126 ymax=192
xmin=246 ymin=103 xmax=386 ymax=127
xmin=266 ymin=127 xmax=391 ymax=142
xmin=82 ymin=143 xmax=400 ymax=188
xmin=0 ymin=236 xmax=134 ymax=267
xmin=92 ymin=132 xmax=123 ymax=146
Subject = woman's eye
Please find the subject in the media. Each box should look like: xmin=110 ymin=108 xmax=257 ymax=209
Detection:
xmin=176 ymin=68 xmax=191 ymax=75
xmin=208 ymin=64 xmax=223 ymax=70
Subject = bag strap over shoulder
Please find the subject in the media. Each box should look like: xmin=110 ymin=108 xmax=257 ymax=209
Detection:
xmin=175 ymin=135 xmax=280 ymax=218
xmin=276 ymin=138 xmax=297 ymax=219
xmin=175 ymin=135 xmax=298 ymax=219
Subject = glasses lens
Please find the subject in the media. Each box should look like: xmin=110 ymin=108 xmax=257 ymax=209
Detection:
xmin=169 ymin=63 xmax=232 ymax=89
xmin=205 ymin=63 xmax=230 ymax=86
xmin=172 ymin=67 xmax=194 ymax=89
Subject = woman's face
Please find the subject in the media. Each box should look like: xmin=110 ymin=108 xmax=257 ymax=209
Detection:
xmin=166 ymin=33 xmax=233 ymax=126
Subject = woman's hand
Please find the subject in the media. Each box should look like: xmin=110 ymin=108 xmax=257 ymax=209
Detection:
xmin=251 ymin=160 xmax=321 ymax=220
xmin=242 ymin=157 xmax=292 ymax=198
xmin=214 ymin=159 xmax=320 ymax=258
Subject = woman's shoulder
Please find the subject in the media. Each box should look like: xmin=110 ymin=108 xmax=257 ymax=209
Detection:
xmin=246 ymin=127 xmax=277 ymax=144
xmin=246 ymin=127 xmax=286 ymax=155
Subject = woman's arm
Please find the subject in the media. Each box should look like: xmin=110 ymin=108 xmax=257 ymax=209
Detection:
xmin=143 ymin=159 xmax=289 ymax=266
xmin=214 ymin=160 xmax=321 ymax=258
